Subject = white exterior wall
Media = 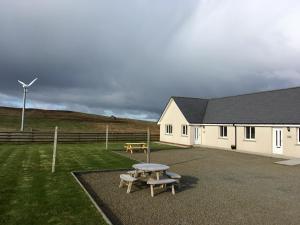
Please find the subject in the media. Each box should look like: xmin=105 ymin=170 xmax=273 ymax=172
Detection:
xmin=201 ymin=125 xmax=235 ymax=149
xmin=201 ymin=125 xmax=300 ymax=158
xmin=236 ymin=126 xmax=272 ymax=155
xmin=159 ymin=99 xmax=192 ymax=146
xmin=280 ymin=127 xmax=300 ymax=158
xmin=199 ymin=125 xmax=274 ymax=155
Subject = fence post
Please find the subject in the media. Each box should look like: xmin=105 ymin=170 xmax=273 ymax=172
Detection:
xmin=146 ymin=128 xmax=150 ymax=163
xmin=105 ymin=125 xmax=108 ymax=150
xmin=52 ymin=126 xmax=58 ymax=173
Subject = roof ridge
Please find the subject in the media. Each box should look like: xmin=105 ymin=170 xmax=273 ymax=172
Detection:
xmin=171 ymin=96 xmax=208 ymax=100
xmin=173 ymin=86 xmax=300 ymax=101
xmin=210 ymin=86 xmax=300 ymax=101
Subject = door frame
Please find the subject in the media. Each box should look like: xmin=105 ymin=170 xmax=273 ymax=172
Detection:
xmin=273 ymin=128 xmax=283 ymax=154
xmin=194 ymin=127 xmax=201 ymax=145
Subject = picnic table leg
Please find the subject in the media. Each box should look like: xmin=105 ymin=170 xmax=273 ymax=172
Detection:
xmin=150 ymin=185 xmax=154 ymax=197
xmin=127 ymin=182 xmax=133 ymax=194
xmin=156 ymin=172 xmax=160 ymax=180
xmin=172 ymin=184 xmax=175 ymax=195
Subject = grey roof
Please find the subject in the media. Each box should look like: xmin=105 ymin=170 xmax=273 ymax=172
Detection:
xmin=172 ymin=97 xmax=208 ymax=124
xmin=171 ymin=87 xmax=300 ymax=124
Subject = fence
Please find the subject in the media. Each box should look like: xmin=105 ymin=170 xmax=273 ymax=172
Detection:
xmin=0 ymin=132 xmax=160 ymax=143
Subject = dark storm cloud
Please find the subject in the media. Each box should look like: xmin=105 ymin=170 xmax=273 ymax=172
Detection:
xmin=1 ymin=0 xmax=300 ymax=120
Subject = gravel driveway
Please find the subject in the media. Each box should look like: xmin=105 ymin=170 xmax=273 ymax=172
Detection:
xmin=78 ymin=148 xmax=300 ymax=225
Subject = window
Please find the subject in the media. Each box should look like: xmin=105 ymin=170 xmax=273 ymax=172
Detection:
xmin=181 ymin=125 xmax=188 ymax=136
xmin=219 ymin=126 xmax=228 ymax=138
xmin=165 ymin=124 xmax=173 ymax=135
xmin=245 ymin=126 xmax=255 ymax=140
xmin=298 ymin=128 xmax=300 ymax=144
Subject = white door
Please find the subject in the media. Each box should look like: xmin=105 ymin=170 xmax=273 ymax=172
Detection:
xmin=194 ymin=127 xmax=201 ymax=144
xmin=273 ymin=128 xmax=283 ymax=154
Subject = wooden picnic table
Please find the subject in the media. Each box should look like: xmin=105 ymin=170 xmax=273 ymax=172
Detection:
xmin=132 ymin=163 xmax=169 ymax=180
xmin=124 ymin=142 xmax=147 ymax=154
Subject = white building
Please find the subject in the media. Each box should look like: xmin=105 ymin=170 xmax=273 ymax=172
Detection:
xmin=158 ymin=87 xmax=300 ymax=158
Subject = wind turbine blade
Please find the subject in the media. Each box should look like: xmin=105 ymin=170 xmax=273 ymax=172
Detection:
xmin=18 ymin=80 xmax=26 ymax=87
xmin=27 ymin=78 xmax=38 ymax=87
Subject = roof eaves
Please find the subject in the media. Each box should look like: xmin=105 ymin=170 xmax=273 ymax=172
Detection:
xmin=157 ymin=97 xmax=173 ymax=124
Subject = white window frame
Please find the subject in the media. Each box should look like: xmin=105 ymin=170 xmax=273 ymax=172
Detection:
xmin=298 ymin=128 xmax=300 ymax=144
xmin=245 ymin=126 xmax=255 ymax=140
xmin=219 ymin=126 xmax=228 ymax=138
xmin=181 ymin=125 xmax=188 ymax=136
xmin=165 ymin=124 xmax=173 ymax=135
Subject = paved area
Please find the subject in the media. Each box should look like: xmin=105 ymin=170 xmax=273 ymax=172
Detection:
xmin=275 ymin=158 xmax=300 ymax=166
xmin=79 ymin=148 xmax=300 ymax=225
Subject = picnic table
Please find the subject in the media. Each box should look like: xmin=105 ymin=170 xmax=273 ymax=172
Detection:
xmin=132 ymin=163 xmax=169 ymax=180
xmin=124 ymin=142 xmax=148 ymax=154
xmin=120 ymin=163 xmax=179 ymax=196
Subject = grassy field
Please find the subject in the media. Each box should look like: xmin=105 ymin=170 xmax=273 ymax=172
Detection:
xmin=0 ymin=106 xmax=159 ymax=133
xmin=0 ymin=142 xmax=175 ymax=225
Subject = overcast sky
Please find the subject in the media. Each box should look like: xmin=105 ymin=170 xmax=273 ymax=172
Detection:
xmin=1 ymin=0 xmax=300 ymax=120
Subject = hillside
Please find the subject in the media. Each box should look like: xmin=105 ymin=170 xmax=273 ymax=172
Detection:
xmin=0 ymin=106 xmax=159 ymax=133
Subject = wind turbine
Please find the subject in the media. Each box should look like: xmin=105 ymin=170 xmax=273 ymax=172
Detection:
xmin=18 ymin=78 xmax=38 ymax=131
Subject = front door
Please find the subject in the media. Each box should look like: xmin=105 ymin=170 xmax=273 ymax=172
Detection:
xmin=273 ymin=128 xmax=283 ymax=154
xmin=194 ymin=127 xmax=201 ymax=145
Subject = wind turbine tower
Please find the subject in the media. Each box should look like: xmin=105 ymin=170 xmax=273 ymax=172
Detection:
xmin=18 ymin=78 xmax=38 ymax=131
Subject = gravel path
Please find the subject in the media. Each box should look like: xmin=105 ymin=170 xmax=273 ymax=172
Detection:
xmin=78 ymin=148 xmax=300 ymax=225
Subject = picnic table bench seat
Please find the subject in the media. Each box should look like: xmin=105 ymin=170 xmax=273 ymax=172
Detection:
xmin=165 ymin=171 xmax=181 ymax=189
xmin=165 ymin=171 xmax=181 ymax=179
xmin=119 ymin=174 xmax=138 ymax=193
xmin=147 ymin=178 xmax=177 ymax=197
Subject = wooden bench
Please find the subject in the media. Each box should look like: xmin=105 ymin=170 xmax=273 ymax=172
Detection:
xmin=124 ymin=143 xmax=148 ymax=154
xmin=147 ymin=178 xmax=177 ymax=197
xmin=119 ymin=174 xmax=138 ymax=193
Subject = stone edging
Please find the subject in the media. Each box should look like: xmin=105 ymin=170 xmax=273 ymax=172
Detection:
xmin=71 ymin=168 xmax=130 ymax=225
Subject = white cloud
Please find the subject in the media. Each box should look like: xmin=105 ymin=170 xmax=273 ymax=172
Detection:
xmin=167 ymin=0 xmax=300 ymax=81
xmin=0 ymin=0 xmax=300 ymax=119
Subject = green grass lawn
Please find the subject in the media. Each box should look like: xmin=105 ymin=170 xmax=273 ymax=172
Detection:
xmin=0 ymin=142 xmax=177 ymax=225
